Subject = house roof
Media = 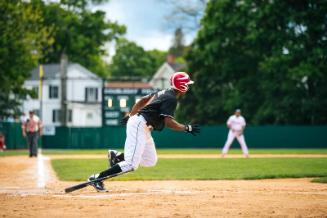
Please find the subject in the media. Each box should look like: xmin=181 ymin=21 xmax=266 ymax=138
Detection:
xmin=168 ymin=63 xmax=186 ymax=71
xmin=105 ymin=81 xmax=153 ymax=89
xmin=28 ymin=63 xmax=101 ymax=81
xmin=29 ymin=64 xmax=61 ymax=80
xmin=150 ymin=62 xmax=187 ymax=85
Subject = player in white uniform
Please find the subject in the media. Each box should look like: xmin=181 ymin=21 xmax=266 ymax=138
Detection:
xmin=221 ymin=109 xmax=249 ymax=157
xmin=88 ymin=72 xmax=200 ymax=192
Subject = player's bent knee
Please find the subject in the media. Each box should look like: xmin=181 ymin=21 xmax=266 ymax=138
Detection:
xmin=140 ymin=157 xmax=157 ymax=167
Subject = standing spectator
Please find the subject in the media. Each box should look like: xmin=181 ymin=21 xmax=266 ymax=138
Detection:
xmin=221 ymin=109 xmax=249 ymax=158
xmin=0 ymin=132 xmax=6 ymax=152
xmin=22 ymin=111 xmax=43 ymax=157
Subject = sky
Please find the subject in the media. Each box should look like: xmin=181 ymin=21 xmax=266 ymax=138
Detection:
xmin=91 ymin=0 xmax=197 ymax=52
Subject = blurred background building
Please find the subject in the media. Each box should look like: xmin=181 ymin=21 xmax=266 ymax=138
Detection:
xmin=23 ymin=63 xmax=102 ymax=127
xmin=150 ymin=54 xmax=186 ymax=89
xmin=102 ymin=80 xmax=155 ymax=126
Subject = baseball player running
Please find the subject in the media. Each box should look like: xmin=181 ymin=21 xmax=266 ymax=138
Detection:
xmin=221 ymin=109 xmax=249 ymax=158
xmin=88 ymin=72 xmax=200 ymax=192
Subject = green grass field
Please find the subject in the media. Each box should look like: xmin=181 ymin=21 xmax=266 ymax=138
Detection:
xmin=0 ymin=150 xmax=29 ymax=157
xmin=1 ymin=149 xmax=326 ymax=157
xmin=43 ymin=148 xmax=327 ymax=155
xmin=2 ymin=148 xmax=326 ymax=183
xmin=51 ymin=158 xmax=327 ymax=181
xmin=311 ymin=177 xmax=327 ymax=183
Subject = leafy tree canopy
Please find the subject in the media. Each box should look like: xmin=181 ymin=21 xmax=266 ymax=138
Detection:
xmin=178 ymin=0 xmax=327 ymax=125
xmin=33 ymin=0 xmax=126 ymax=77
xmin=109 ymin=39 xmax=167 ymax=78
xmin=0 ymin=0 xmax=52 ymax=118
xmin=0 ymin=0 xmax=125 ymax=117
xmin=169 ymin=28 xmax=186 ymax=57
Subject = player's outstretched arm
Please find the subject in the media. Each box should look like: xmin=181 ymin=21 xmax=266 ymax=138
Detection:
xmin=164 ymin=117 xmax=200 ymax=136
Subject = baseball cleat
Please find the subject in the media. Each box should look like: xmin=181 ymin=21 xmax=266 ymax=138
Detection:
xmin=88 ymin=174 xmax=107 ymax=192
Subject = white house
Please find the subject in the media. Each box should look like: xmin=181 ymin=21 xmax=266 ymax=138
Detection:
xmin=150 ymin=56 xmax=186 ymax=89
xmin=22 ymin=63 xmax=102 ymax=127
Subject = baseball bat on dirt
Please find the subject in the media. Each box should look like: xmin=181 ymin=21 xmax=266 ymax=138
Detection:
xmin=64 ymin=171 xmax=131 ymax=193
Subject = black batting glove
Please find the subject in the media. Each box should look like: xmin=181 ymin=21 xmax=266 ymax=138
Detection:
xmin=185 ymin=124 xmax=200 ymax=136
xmin=120 ymin=114 xmax=130 ymax=125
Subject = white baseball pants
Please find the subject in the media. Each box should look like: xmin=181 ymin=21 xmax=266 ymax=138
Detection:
xmin=222 ymin=130 xmax=249 ymax=155
xmin=118 ymin=115 xmax=157 ymax=173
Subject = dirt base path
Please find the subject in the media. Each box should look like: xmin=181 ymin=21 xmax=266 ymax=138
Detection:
xmin=0 ymin=156 xmax=327 ymax=218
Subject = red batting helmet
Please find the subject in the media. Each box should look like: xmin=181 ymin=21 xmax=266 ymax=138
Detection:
xmin=170 ymin=72 xmax=194 ymax=93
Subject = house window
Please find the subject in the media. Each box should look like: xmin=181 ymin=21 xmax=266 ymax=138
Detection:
xmin=49 ymin=85 xmax=59 ymax=99
xmin=107 ymin=98 xmax=113 ymax=108
xmin=87 ymin=112 xmax=93 ymax=119
xmin=85 ymin=87 xmax=98 ymax=102
xmin=119 ymin=98 xmax=127 ymax=108
xmin=52 ymin=109 xmax=71 ymax=123
xmin=32 ymin=86 xmax=39 ymax=99
xmin=52 ymin=109 xmax=61 ymax=122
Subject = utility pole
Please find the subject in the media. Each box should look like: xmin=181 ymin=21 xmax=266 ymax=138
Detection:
xmin=39 ymin=65 xmax=44 ymax=120
xmin=60 ymin=53 xmax=68 ymax=127
xmin=102 ymin=78 xmax=105 ymax=127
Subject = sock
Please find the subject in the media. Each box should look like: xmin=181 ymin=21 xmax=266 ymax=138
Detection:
xmin=116 ymin=152 xmax=124 ymax=162
xmin=98 ymin=164 xmax=122 ymax=178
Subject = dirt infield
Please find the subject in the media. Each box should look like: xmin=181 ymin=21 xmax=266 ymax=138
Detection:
xmin=0 ymin=156 xmax=327 ymax=218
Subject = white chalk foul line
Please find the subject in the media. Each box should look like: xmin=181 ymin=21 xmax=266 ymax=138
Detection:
xmin=37 ymin=148 xmax=49 ymax=188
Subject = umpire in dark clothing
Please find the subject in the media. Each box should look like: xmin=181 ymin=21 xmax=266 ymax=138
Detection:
xmin=22 ymin=111 xmax=43 ymax=157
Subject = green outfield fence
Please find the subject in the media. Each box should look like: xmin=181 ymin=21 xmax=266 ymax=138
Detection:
xmin=0 ymin=122 xmax=26 ymax=149
xmin=0 ymin=122 xmax=326 ymax=149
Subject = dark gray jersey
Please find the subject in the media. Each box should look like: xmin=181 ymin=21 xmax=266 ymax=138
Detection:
xmin=139 ymin=89 xmax=178 ymax=131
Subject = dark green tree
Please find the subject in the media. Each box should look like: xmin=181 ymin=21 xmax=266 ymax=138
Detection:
xmin=169 ymin=28 xmax=185 ymax=57
xmin=0 ymin=0 xmax=125 ymax=117
xmin=178 ymin=0 xmax=327 ymax=125
xmin=33 ymin=0 xmax=126 ymax=77
xmin=147 ymin=49 xmax=168 ymax=71
xmin=0 ymin=0 xmax=52 ymax=118
xmin=109 ymin=39 xmax=166 ymax=78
